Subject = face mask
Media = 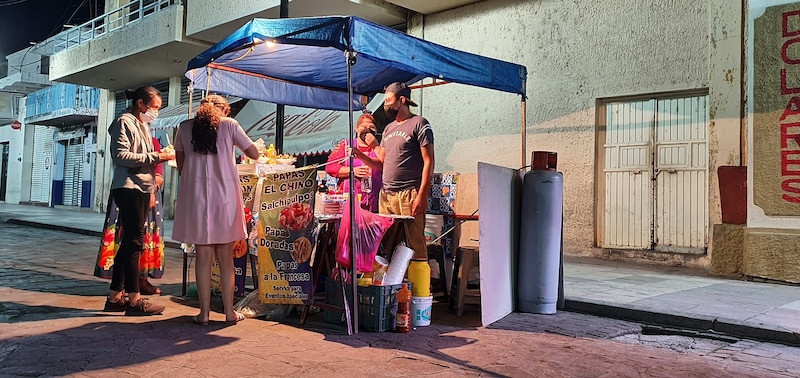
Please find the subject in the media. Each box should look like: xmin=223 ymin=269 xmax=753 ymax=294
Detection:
xmin=384 ymin=104 xmax=398 ymax=120
xmin=139 ymin=108 xmax=159 ymax=123
xmin=359 ymin=129 xmax=376 ymax=142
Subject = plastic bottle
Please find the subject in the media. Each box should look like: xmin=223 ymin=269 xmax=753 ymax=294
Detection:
xmin=395 ymin=283 xmax=411 ymax=333
xmin=266 ymin=143 xmax=277 ymax=165
xmin=407 ymin=259 xmax=431 ymax=297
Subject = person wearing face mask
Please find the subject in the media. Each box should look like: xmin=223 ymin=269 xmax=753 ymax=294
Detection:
xmin=325 ymin=113 xmax=383 ymax=212
xmin=354 ymin=82 xmax=435 ymax=260
xmin=104 ymin=86 xmax=175 ymax=316
xmin=95 ymin=135 xmax=167 ymax=297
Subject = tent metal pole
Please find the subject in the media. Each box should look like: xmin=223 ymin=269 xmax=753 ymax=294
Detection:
xmin=346 ymin=49 xmax=359 ymax=335
xmin=275 ymin=0 xmax=289 ymax=153
xmin=188 ymin=87 xmax=193 ymax=121
xmin=521 ymin=97 xmax=527 ymax=168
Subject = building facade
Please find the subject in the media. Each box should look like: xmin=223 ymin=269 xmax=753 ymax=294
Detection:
xmin=27 ymin=0 xmax=798 ymax=281
xmin=0 ymin=43 xmax=55 ymax=206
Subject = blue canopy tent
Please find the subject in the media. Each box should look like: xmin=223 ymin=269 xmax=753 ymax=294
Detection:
xmin=185 ymin=15 xmax=528 ymax=334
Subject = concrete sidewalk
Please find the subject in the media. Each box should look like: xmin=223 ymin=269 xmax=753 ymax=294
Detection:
xmin=2 ymin=203 xmax=800 ymax=346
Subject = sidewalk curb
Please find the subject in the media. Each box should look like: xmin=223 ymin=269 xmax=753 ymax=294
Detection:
xmin=5 ymin=218 xmax=183 ymax=250
xmin=564 ymin=299 xmax=800 ymax=346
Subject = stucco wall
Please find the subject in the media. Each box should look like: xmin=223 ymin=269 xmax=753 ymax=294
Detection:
xmin=49 ymin=6 xmax=184 ymax=81
xmin=93 ymin=89 xmax=116 ymax=213
xmin=743 ymin=227 xmax=800 ymax=282
xmin=751 ymin=2 xmax=800 ymax=216
xmin=186 ymin=0 xmax=279 ymax=38
xmin=747 ymin=0 xmax=800 ymax=230
xmin=0 ymin=104 xmax=25 ymax=204
xmin=409 ymin=0 xmax=712 ymax=254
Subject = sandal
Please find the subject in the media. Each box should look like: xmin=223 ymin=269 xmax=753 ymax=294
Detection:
xmin=139 ymin=279 xmax=162 ymax=296
xmin=225 ymin=311 xmax=245 ymax=324
xmin=192 ymin=315 xmax=209 ymax=326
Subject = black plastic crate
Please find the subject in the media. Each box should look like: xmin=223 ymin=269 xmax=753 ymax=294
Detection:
xmin=325 ymin=278 xmax=410 ymax=332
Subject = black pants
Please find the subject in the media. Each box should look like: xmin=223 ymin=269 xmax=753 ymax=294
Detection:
xmin=110 ymin=188 xmax=150 ymax=294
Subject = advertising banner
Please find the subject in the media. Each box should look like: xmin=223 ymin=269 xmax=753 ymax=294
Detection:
xmin=254 ymin=166 xmax=317 ymax=304
xmin=753 ymin=2 xmax=800 ymax=215
xmin=209 ymin=175 xmax=257 ymax=296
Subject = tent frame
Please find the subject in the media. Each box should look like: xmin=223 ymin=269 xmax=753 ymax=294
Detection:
xmin=186 ymin=16 xmax=528 ymax=335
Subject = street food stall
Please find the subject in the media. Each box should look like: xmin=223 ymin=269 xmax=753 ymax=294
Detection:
xmin=184 ymin=16 xmax=528 ymax=332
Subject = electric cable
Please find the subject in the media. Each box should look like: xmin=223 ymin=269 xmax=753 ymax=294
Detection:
xmin=0 ymin=0 xmax=33 ymax=7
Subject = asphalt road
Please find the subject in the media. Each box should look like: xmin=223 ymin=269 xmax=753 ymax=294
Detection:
xmin=2 ymin=221 xmax=800 ymax=377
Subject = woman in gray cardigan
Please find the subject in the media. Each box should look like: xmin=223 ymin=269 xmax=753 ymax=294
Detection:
xmin=103 ymin=86 xmax=175 ymax=316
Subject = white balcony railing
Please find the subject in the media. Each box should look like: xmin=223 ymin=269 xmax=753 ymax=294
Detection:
xmin=51 ymin=0 xmax=181 ymax=54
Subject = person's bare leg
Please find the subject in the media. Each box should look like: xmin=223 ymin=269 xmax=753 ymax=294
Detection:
xmin=194 ymin=244 xmax=214 ymax=323
xmin=109 ymin=290 xmax=124 ymax=301
xmin=128 ymin=292 xmax=142 ymax=307
xmin=214 ymin=242 xmax=238 ymax=322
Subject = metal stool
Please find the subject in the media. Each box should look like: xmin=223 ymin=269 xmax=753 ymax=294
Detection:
xmin=449 ymin=246 xmax=480 ymax=316
xmin=426 ymin=243 xmax=448 ymax=302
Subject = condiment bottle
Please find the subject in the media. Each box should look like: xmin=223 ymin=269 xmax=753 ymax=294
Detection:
xmin=395 ymin=283 xmax=411 ymax=333
xmin=266 ymin=143 xmax=277 ymax=165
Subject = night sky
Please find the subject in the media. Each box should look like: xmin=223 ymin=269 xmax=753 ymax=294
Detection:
xmin=0 ymin=0 xmax=103 ymax=59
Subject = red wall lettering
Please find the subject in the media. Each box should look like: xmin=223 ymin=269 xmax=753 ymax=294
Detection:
xmin=781 ymin=96 xmax=800 ymax=121
xmin=782 ymin=179 xmax=800 ymax=203
xmin=780 ymin=69 xmax=800 ymax=95
xmin=782 ymin=122 xmax=800 ymax=148
xmin=783 ymin=9 xmax=800 ymax=37
xmin=782 ymin=37 xmax=800 ymax=64
xmin=781 ymin=11 xmax=800 ymax=205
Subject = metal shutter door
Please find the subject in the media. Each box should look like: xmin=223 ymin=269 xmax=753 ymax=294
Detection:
xmin=62 ymin=140 xmax=83 ymax=206
xmin=30 ymin=126 xmax=54 ymax=203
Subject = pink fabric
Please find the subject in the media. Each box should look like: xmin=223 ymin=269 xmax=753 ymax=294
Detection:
xmin=325 ymin=139 xmax=381 ymax=212
xmin=152 ymin=137 xmax=163 ymax=177
xmin=172 ymin=117 xmax=255 ymax=244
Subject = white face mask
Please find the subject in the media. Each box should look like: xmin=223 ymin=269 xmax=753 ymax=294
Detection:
xmin=139 ymin=108 xmax=159 ymax=123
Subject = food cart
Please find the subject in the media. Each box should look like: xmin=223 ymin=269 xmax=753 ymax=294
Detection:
xmin=184 ymin=16 xmax=528 ymax=333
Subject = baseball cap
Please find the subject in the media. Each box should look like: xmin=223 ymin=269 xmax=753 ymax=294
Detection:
xmin=384 ymin=82 xmax=418 ymax=107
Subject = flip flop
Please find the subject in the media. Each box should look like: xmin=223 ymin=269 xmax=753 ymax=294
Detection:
xmin=225 ymin=311 xmax=245 ymax=324
xmin=192 ymin=315 xmax=209 ymax=326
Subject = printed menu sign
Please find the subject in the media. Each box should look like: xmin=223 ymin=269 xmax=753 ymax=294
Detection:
xmin=210 ymin=175 xmax=257 ymax=296
xmin=255 ymin=166 xmax=317 ymax=304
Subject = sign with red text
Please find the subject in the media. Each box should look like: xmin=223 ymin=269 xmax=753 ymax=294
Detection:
xmin=753 ymin=4 xmax=800 ymax=215
xmin=255 ymin=166 xmax=317 ymax=304
xmin=210 ymin=175 xmax=258 ymax=296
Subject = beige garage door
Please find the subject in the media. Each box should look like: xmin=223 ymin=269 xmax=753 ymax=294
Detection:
xmin=602 ymin=94 xmax=709 ymax=253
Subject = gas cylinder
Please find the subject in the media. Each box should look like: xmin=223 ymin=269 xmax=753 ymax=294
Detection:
xmin=517 ymin=169 xmax=563 ymax=314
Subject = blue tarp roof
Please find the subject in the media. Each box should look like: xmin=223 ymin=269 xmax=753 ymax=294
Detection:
xmin=186 ymin=16 xmax=527 ymax=111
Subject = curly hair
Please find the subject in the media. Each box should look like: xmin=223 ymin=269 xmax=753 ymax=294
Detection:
xmin=192 ymin=95 xmax=230 ymax=154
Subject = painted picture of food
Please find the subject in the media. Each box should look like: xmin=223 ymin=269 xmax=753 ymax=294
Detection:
xmin=279 ymin=202 xmax=313 ymax=231
xmin=291 ymin=237 xmax=312 ymax=263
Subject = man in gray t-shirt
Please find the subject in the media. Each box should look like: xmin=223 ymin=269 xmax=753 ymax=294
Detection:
xmin=357 ymin=82 xmax=435 ymax=260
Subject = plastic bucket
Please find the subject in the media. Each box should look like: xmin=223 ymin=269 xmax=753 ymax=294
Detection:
xmin=424 ymin=215 xmax=444 ymax=244
xmin=411 ymin=295 xmax=433 ymax=326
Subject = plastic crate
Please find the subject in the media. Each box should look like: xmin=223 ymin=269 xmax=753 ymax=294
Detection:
xmin=325 ymin=278 xmax=411 ymax=332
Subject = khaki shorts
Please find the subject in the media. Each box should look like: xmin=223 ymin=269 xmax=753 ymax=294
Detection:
xmin=379 ymin=188 xmax=427 ymax=260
